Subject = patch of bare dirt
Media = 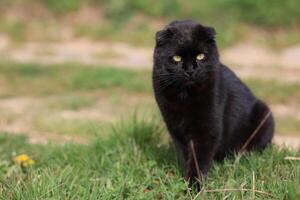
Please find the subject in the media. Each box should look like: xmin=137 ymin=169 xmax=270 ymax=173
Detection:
xmin=222 ymin=43 xmax=300 ymax=82
xmin=0 ymin=97 xmax=37 ymax=114
xmin=0 ymin=95 xmax=299 ymax=148
xmin=271 ymin=104 xmax=300 ymax=120
xmin=1 ymin=126 xmax=89 ymax=144
xmin=222 ymin=43 xmax=300 ymax=69
xmin=230 ymin=65 xmax=300 ymax=83
xmin=274 ymin=135 xmax=300 ymax=150
xmin=0 ymin=38 xmax=153 ymax=69
xmin=0 ymin=92 xmax=154 ymax=143
xmin=1 ymin=36 xmax=300 ymax=81
xmin=0 ymin=36 xmax=299 ymax=146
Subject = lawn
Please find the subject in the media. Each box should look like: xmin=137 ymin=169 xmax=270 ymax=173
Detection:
xmin=1 ymin=0 xmax=300 ymax=48
xmin=0 ymin=61 xmax=299 ymax=198
xmin=0 ymin=61 xmax=300 ymax=136
xmin=1 ymin=62 xmax=300 ymax=104
xmin=0 ymin=1 xmax=299 ymax=198
xmin=0 ymin=118 xmax=299 ymax=199
xmin=0 ymin=62 xmax=150 ymax=97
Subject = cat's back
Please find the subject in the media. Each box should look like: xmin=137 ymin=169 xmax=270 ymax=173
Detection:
xmin=219 ymin=63 xmax=256 ymax=104
xmin=218 ymin=64 xmax=258 ymax=128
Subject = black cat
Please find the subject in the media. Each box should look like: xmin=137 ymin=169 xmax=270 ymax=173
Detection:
xmin=152 ymin=20 xmax=274 ymax=186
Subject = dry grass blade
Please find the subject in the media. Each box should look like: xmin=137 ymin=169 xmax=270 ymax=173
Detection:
xmin=192 ymin=187 xmax=205 ymax=200
xmin=252 ymin=171 xmax=255 ymax=199
xmin=190 ymin=140 xmax=202 ymax=181
xmin=240 ymin=111 xmax=272 ymax=152
xmin=284 ymin=156 xmax=300 ymax=161
xmin=203 ymin=188 xmax=273 ymax=197
xmin=235 ymin=111 xmax=271 ymax=164
xmin=184 ymin=180 xmax=193 ymax=200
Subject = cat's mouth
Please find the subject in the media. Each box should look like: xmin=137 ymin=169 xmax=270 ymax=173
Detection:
xmin=184 ymin=80 xmax=196 ymax=86
xmin=183 ymin=72 xmax=198 ymax=86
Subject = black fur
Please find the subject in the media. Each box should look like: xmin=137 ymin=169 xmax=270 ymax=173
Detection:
xmin=152 ymin=20 xmax=274 ymax=186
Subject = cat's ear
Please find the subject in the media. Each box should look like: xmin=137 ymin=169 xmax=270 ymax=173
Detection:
xmin=155 ymin=27 xmax=174 ymax=47
xmin=205 ymin=26 xmax=216 ymax=38
xmin=195 ymin=25 xmax=216 ymax=42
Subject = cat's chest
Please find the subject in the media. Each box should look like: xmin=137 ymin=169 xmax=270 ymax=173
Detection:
xmin=164 ymin=101 xmax=215 ymax=136
xmin=158 ymin=86 xmax=216 ymax=124
xmin=163 ymin=88 xmax=212 ymax=111
xmin=163 ymin=96 xmax=213 ymax=122
xmin=159 ymin=89 xmax=218 ymax=136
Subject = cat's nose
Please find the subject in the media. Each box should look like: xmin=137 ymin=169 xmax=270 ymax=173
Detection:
xmin=184 ymin=70 xmax=196 ymax=78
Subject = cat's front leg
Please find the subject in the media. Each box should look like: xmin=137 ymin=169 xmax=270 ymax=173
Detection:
xmin=184 ymin=134 xmax=219 ymax=187
xmin=171 ymin=136 xmax=188 ymax=167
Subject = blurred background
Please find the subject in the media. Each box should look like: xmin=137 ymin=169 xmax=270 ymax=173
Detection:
xmin=0 ymin=0 xmax=299 ymax=147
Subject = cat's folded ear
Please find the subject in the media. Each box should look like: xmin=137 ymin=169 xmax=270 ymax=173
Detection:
xmin=195 ymin=25 xmax=216 ymax=42
xmin=205 ymin=26 xmax=216 ymax=38
xmin=155 ymin=27 xmax=175 ymax=47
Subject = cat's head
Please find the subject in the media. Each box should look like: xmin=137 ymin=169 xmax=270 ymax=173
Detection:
xmin=153 ymin=20 xmax=219 ymax=89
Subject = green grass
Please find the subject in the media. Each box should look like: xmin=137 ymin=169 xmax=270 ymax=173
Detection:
xmin=245 ymin=79 xmax=300 ymax=104
xmin=41 ymin=0 xmax=86 ymax=13
xmin=0 ymin=62 xmax=151 ymax=96
xmin=0 ymin=119 xmax=299 ymax=199
xmin=32 ymin=117 xmax=104 ymax=137
xmin=3 ymin=0 xmax=298 ymax=27
xmin=74 ymin=21 xmax=155 ymax=46
xmin=1 ymin=0 xmax=300 ymax=47
xmin=47 ymin=94 xmax=97 ymax=111
xmin=0 ymin=20 xmax=27 ymax=42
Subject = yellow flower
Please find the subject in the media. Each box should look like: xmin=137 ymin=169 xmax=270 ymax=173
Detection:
xmin=14 ymin=154 xmax=35 ymax=167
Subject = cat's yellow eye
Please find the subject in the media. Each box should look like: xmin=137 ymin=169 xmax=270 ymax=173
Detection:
xmin=196 ymin=53 xmax=205 ymax=61
xmin=173 ymin=55 xmax=182 ymax=62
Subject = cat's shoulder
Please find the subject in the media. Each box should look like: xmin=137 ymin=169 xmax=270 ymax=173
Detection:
xmin=219 ymin=63 xmax=253 ymax=95
xmin=219 ymin=63 xmax=238 ymax=80
xmin=219 ymin=63 xmax=244 ymax=85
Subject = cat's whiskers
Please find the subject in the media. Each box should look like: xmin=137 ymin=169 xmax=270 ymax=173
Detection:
xmin=154 ymin=74 xmax=178 ymax=91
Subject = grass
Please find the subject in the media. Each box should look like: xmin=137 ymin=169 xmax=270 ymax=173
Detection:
xmin=2 ymin=0 xmax=298 ymax=27
xmin=47 ymin=94 xmax=97 ymax=111
xmin=0 ymin=118 xmax=299 ymax=199
xmin=0 ymin=62 xmax=151 ymax=97
xmin=1 ymin=61 xmax=299 ymax=105
xmin=32 ymin=117 xmax=104 ymax=137
xmin=0 ymin=20 xmax=27 ymax=42
xmin=245 ymin=79 xmax=300 ymax=104
xmin=0 ymin=61 xmax=299 ymax=137
xmin=1 ymin=0 xmax=300 ymax=48
xmin=74 ymin=20 xmax=155 ymax=46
